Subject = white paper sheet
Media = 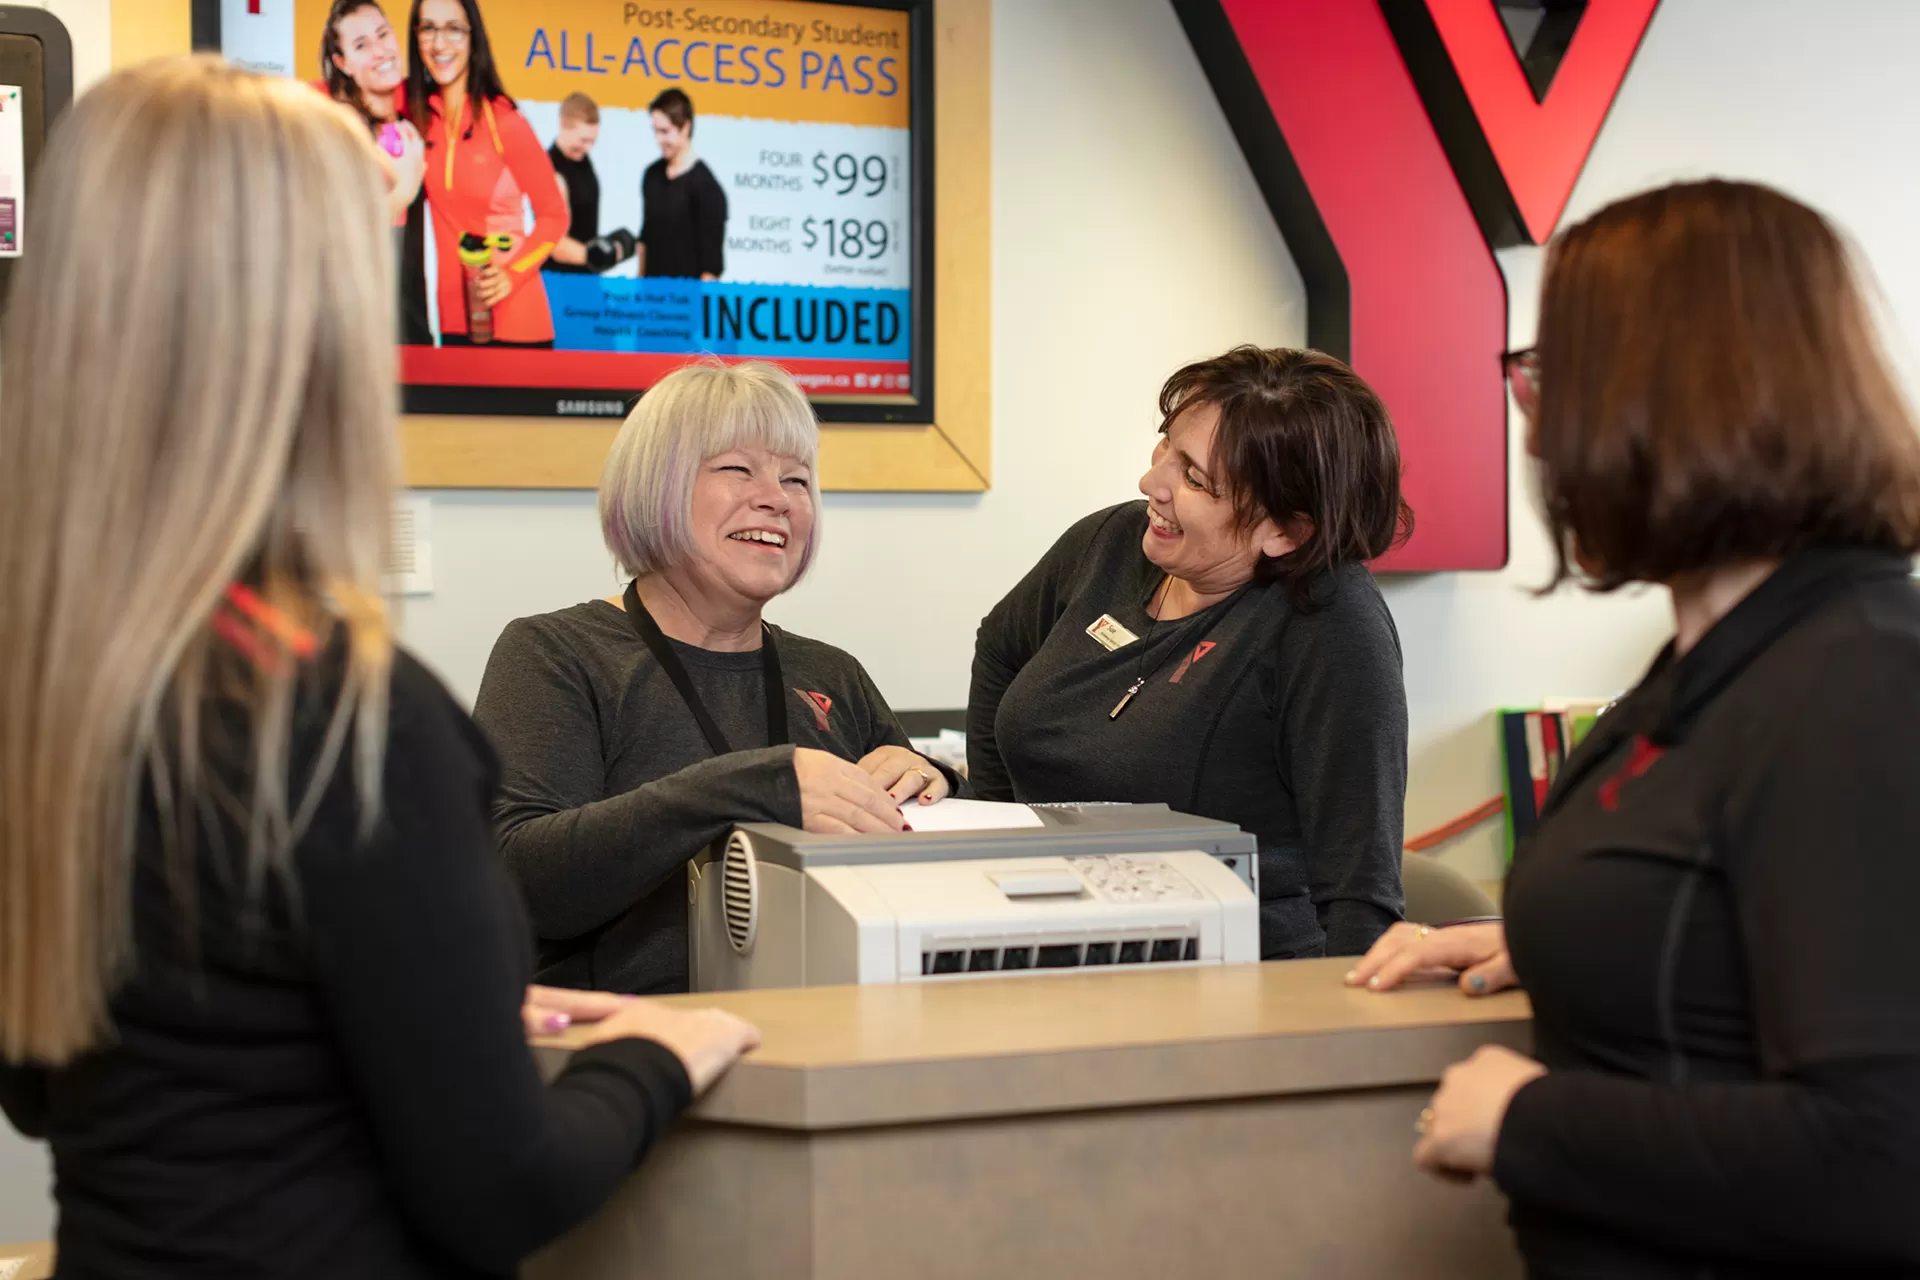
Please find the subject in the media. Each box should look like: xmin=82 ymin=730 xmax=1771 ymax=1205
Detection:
xmin=899 ymin=797 xmax=1045 ymax=833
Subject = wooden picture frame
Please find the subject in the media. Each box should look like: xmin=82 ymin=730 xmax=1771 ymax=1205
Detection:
xmin=118 ymin=0 xmax=991 ymax=492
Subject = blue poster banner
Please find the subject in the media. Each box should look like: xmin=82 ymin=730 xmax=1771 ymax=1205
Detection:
xmin=545 ymin=276 xmax=910 ymax=361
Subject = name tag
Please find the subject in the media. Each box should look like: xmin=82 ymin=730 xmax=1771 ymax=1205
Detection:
xmin=1085 ymin=614 xmax=1141 ymax=651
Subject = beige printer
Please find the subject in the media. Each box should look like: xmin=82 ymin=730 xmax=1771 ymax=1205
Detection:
xmin=688 ymin=803 xmax=1260 ymax=991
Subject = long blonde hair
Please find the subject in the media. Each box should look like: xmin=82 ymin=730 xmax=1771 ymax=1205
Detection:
xmin=0 ymin=58 xmax=399 ymax=1063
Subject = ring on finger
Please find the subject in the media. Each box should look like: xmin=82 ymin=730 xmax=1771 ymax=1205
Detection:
xmin=907 ymin=767 xmax=934 ymax=790
xmin=1415 ymin=925 xmax=1432 ymax=941
xmin=1415 ymin=1107 xmax=1434 ymax=1136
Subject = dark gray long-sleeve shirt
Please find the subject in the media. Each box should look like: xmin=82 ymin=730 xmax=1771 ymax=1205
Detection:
xmin=969 ymin=501 xmax=1408 ymax=958
xmin=472 ymin=600 xmax=947 ymax=994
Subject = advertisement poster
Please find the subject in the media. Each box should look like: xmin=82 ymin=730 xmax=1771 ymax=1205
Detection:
xmin=0 ymin=85 xmax=22 ymax=259
xmin=222 ymin=0 xmax=919 ymax=416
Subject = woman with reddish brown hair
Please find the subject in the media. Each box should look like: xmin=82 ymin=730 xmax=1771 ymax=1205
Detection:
xmin=1354 ymin=179 xmax=1920 ymax=1277
xmin=971 ymin=346 xmax=1413 ymax=961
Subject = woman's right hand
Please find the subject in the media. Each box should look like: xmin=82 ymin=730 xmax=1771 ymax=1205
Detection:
xmin=389 ymin=119 xmax=426 ymax=206
xmin=793 ymin=747 xmax=907 ymax=834
xmin=1345 ymin=921 xmax=1516 ymax=996
xmin=571 ymin=1000 xmax=762 ymax=1095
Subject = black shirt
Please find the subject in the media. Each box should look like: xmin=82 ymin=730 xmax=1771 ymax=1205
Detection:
xmin=639 ymin=158 xmax=726 ymax=278
xmin=0 ymin=649 xmax=692 ymax=1278
xmin=547 ymin=144 xmax=599 ymax=275
xmin=969 ymin=502 xmax=1408 ymax=958
xmin=398 ymin=190 xmax=432 ymax=343
xmin=472 ymin=602 xmax=959 ymax=995
xmin=1496 ymin=547 xmax=1920 ymax=1278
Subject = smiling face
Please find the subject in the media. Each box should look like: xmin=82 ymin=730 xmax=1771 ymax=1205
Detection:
xmin=1138 ymin=401 xmax=1298 ymax=594
xmin=332 ymin=6 xmax=403 ymax=96
xmin=416 ymin=0 xmax=470 ymax=89
xmin=651 ymin=110 xmax=691 ymax=163
xmin=555 ymin=116 xmax=599 ymax=161
xmin=681 ymin=446 xmax=815 ymax=608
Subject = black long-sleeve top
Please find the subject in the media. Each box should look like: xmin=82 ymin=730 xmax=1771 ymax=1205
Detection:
xmin=0 ymin=650 xmax=691 ymax=1279
xmin=1497 ymin=547 xmax=1920 ymax=1278
xmin=969 ymin=501 xmax=1408 ymax=958
xmin=639 ymin=158 xmax=726 ymax=278
xmin=471 ymin=601 xmax=959 ymax=995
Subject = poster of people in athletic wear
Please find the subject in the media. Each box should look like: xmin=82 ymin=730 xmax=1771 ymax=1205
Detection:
xmin=218 ymin=0 xmax=917 ymax=416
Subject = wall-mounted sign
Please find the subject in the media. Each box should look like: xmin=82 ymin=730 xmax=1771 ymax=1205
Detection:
xmin=0 ymin=9 xmax=74 ymax=307
xmin=200 ymin=0 xmax=933 ymax=425
xmin=0 ymin=84 xmax=22 ymax=258
xmin=1172 ymin=0 xmax=1658 ymax=572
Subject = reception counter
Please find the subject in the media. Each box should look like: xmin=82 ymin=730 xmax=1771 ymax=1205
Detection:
xmin=529 ymin=957 xmax=1532 ymax=1279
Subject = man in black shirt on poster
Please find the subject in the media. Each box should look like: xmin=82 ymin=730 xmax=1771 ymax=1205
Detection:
xmin=546 ymin=92 xmax=636 ymax=275
xmin=639 ymin=88 xmax=727 ymax=279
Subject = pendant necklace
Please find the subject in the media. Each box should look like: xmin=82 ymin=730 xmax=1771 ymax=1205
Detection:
xmin=1109 ymin=577 xmax=1181 ymax=719
xmin=1109 ymin=575 xmax=1247 ymax=720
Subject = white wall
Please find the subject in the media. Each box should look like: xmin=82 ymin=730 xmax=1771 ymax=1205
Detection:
xmin=8 ymin=0 xmax=1920 ymax=1247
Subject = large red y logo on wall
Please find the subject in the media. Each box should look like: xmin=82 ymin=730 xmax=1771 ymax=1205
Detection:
xmin=1171 ymin=0 xmax=1658 ymax=572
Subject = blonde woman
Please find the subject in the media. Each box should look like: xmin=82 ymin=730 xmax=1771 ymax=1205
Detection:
xmin=473 ymin=360 xmax=958 ymax=996
xmin=0 ymin=59 xmax=756 ymax=1277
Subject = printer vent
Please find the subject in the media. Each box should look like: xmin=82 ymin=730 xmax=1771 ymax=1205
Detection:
xmin=721 ymin=830 xmax=759 ymax=954
xmin=920 ymin=935 xmax=1201 ymax=976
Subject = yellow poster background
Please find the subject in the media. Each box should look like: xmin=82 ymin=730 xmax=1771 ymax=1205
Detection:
xmin=297 ymin=0 xmax=911 ymax=127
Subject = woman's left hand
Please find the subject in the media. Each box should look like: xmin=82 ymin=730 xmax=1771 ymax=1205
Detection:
xmin=522 ymin=983 xmax=633 ymax=1038
xmin=477 ymin=264 xmax=513 ymax=308
xmin=857 ymin=745 xmax=950 ymax=806
xmin=1413 ymin=1044 xmax=1545 ymax=1181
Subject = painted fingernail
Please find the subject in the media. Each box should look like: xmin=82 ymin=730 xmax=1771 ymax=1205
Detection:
xmin=544 ymin=1013 xmax=571 ymax=1032
xmin=1367 ymin=975 xmax=1383 ymax=990
xmin=1467 ymin=975 xmax=1487 ymax=994
xmin=1343 ymin=969 xmax=1359 ymax=984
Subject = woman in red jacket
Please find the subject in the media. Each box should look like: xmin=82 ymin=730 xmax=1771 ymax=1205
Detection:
xmin=407 ymin=0 xmax=567 ymax=346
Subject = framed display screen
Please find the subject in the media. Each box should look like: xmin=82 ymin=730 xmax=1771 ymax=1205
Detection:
xmin=197 ymin=0 xmax=932 ymax=423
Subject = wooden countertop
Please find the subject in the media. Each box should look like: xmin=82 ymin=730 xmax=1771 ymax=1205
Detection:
xmin=543 ymin=958 xmax=1531 ymax=1130
xmin=0 ymin=1240 xmax=53 ymax=1280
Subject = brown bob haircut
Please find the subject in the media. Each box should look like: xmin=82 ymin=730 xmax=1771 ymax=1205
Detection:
xmin=1159 ymin=346 xmax=1413 ymax=606
xmin=1535 ymin=178 xmax=1920 ymax=590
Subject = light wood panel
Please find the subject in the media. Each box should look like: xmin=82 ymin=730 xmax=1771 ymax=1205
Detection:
xmin=105 ymin=0 xmax=991 ymax=491
xmin=109 ymin=0 xmax=190 ymax=67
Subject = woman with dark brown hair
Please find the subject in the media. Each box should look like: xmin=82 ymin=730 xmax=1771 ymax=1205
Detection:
xmin=970 ymin=346 xmax=1413 ymax=960
xmin=319 ymin=0 xmax=432 ymax=344
xmin=1352 ymin=179 xmax=1920 ymax=1277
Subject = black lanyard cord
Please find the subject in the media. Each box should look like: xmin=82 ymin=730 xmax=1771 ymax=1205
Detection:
xmin=1111 ymin=578 xmax=1248 ymax=720
xmin=621 ymin=580 xmax=788 ymax=755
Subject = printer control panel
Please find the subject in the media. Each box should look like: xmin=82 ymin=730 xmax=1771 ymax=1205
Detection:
xmin=1067 ymin=855 xmax=1201 ymax=904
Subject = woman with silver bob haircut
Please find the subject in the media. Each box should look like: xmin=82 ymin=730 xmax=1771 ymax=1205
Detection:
xmin=475 ymin=359 xmax=959 ymax=997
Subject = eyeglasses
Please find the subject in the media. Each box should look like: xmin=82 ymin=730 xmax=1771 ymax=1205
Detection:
xmin=1502 ymin=346 xmax=1539 ymax=417
xmin=417 ymin=22 xmax=471 ymax=46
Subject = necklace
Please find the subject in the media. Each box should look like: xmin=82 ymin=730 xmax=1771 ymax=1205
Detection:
xmin=1110 ymin=577 xmax=1171 ymax=719
xmin=1110 ymin=576 xmax=1244 ymax=720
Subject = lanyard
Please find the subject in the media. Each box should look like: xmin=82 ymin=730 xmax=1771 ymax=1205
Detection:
xmin=441 ymin=95 xmax=503 ymax=192
xmin=622 ymin=581 xmax=788 ymax=755
xmin=1110 ymin=580 xmax=1247 ymax=720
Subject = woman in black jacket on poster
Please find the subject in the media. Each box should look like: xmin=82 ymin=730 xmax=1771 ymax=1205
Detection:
xmin=1352 ymin=179 xmax=1920 ymax=1278
xmin=0 ymin=59 xmax=756 ymax=1279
